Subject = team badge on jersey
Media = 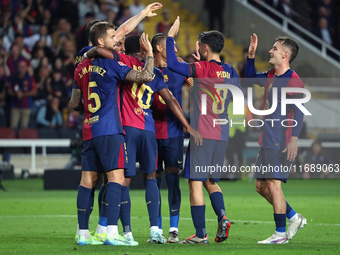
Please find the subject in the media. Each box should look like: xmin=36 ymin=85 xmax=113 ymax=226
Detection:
xmin=164 ymin=75 xmax=169 ymax=83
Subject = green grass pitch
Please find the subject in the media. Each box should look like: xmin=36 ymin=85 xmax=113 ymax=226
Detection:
xmin=0 ymin=178 xmax=339 ymax=255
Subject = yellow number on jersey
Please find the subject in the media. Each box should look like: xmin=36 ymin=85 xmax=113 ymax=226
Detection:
xmin=88 ymin=81 xmax=101 ymax=113
xmin=131 ymin=82 xmax=154 ymax=109
xmin=212 ymin=88 xmax=228 ymax=114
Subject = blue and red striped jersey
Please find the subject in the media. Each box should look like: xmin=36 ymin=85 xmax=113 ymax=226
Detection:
xmin=74 ymin=57 xmax=132 ymax=141
xmin=245 ymin=57 xmax=304 ymax=149
xmin=189 ymin=60 xmax=242 ymax=141
xmin=152 ymin=67 xmax=186 ymax=139
xmin=115 ymin=53 xmax=168 ymax=133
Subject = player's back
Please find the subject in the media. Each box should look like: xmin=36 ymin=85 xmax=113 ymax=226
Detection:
xmin=190 ymin=60 xmax=242 ymax=141
xmin=74 ymin=57 xmax=131 ymax=141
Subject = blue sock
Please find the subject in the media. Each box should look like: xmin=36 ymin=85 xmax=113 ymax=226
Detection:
xmin=119 ymin=186 xmax=131 ymax=233
xmin=286 ymin=201 xmax=296 ymax=219
xmin=87 ymin=188 xmax=95 ymax=220
xmin=77 ymin=185 xmax=92 ymax=229
xmin=145 ymin=179 xmax=159 ymax=227
xmin=98 ymin=186 xmax=107 ymax=227
xmin=191 ymin=205 xmax=206 ymax=238
xmin=274 ymin=213 xmax=286 ymax=233
xmin=156 ymin=177 xmax=162 ymax=230
xmin=105 ymin=182 xmax=122 ymax=225
xmin=98 ymin=185 xmax=105 ymax=217
xmin=209 ymin=191 xmax=226 ymax=222
xmin=166 ymin=173 xmax=181 ymax=228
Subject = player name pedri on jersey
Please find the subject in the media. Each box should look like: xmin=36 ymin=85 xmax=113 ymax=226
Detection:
xmin=216 ymin=71 xmax=230 ymax=79
xmin=78 ymin=65 xmax=107 ymax=79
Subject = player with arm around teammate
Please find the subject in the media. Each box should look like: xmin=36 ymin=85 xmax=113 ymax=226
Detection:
xmin=85 ymin=34 xmax=202 ymax=244
xmin=70 ymin=22 xmax=155 ymax=246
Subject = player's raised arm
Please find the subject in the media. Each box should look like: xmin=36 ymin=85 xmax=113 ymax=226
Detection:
xmin=248 ymin=33 xmax=258 ymax=59
xmin=158 ymin=87 xmax=203 ymax=146
xmin=114 ymin=2 xmax=163 ymax=43
xmin=166 ymin=17 xmax=191 ymax=77
xmin=126 ymin=33 xmax=154 ymax=83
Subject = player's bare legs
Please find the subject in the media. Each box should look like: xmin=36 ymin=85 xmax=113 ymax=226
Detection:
xmin=204 ymin=179 xmax=231 ymax=243
xmin=255 ymin=179 xmax=273 ymax=204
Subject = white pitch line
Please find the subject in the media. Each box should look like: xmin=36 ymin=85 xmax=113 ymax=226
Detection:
xmin=0 ymin=215 xmax=339 ymax=226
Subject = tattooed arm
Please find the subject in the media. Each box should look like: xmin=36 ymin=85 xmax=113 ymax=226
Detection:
xmin=125 ymin=33 xmax=154 ymax=83
xmin=125 ymin=56 xmax=154 ymax=83
xmin=69 ymin=88 xmax=83 ymax=112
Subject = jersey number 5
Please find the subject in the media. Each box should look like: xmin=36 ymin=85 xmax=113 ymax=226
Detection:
xmin=88 ymin=81 xmax=101 ymax=113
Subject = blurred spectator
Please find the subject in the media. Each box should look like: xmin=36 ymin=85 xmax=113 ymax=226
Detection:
xmin=12 ymin=13 xmax=32 ymax=37
xmin=204 ymin=0 xmax=225 ymax=33
xmin=21 ymin=0 xmax=44 ymax=33
xmin=0 ymin=60 xmax=10 ymax=127
xmin=55 ymin=38 xmax=76 ymax=80
xmin=7 ymin=44 xmax=30 ymax=76
xmin=7 ymin=59 xmax=37 ymax=128
xmin=76 ymin=12 xmax=95 ymax=52
xmin=41 ymin=9 xmax=53 ymax=33
xmin=130 ymin=0 xmax=145 ymax=33
xmin=96 ymin=3 xmax=109 ymax=21
xmin=24 ymin=25 xmax=52 ymax=51
xmin=51 ymin=18 xmax=76 ymax=51
xmin=30 ymin=47 xmax=46 ymax=71
xmin=156 ymin=9 xmax=173 ymax=34
xmin=36 ymin=96 xmax=63 ymax=128
xmin=34 ymin=65 xmax=52 ymax=104
xmin=78 ymin=0 xmax=99 ymax=27
xmin=316 ymin=0 xmax=334 ymax=29
xmin=14 ymin=34 xmax=32 ymax=61
xmin=313 ymin=17 xmax=333 ymax=45
xmin=302 ymin=140 xmax=330 ymax=179
xmin=106 ymin=9 xmax=117 ymax=24
xmin=100 ymin=0 xmax=120 ymax=13
xmin=117 ymin=6 xmax=131 ymax=27
xmin=51 ymin=70 xmax=68 ymax=109
xmin=56 ymin=0 xmax=78 ymax=32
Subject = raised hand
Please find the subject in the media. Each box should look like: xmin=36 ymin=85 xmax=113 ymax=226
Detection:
xmin=248 ymin=33 xmax=258 ymax=59
xmin=144 ymin=2 xmax=163 ymax=17
xmin=192 ymin=41 xmax=200 ymax=61
xmin=168 ymin=16 xmax=180 ymax=38
xmin=139 ymin=33 xmax=152 ymax=55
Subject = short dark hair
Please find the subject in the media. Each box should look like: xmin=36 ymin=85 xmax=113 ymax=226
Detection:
xmin=125 ymin=35 xmax=141 ymax=55
xmin=89 ymin=22 xmax=115 ymax=46
xmin=151 ymin=33 xmax=167 ymax=53
xmin=198 ymin=30 xmax=224 ymax=53
xmin=86 ymin=20 xmax=105 ymax=42
xmin=275 ymin=36 xmax=299 ymax=63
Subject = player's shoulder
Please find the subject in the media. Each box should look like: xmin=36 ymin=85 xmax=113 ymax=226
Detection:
xmin=75 ymin=58 xmax=90 ymax=71
xmin=154 ymin=67 xmax=163 ymax=76
xmin=287 ymin=70 xmax=304 ymax=88
xmin=77 ymin=46 xmax=93 ymax=56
